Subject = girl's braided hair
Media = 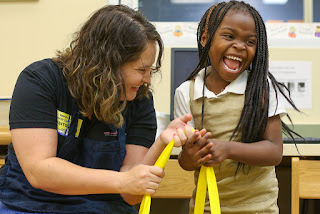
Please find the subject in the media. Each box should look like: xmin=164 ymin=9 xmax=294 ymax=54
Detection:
xmin=187 ymin=1 xmax=303 ymax=155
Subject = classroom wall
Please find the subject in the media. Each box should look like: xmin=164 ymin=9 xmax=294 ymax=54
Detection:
xmin=1 ymin=2 xmax=319 ymax=214
xmin=1 ymin=0 xmax=319 ymax=127
xmin=0 ymin=0 xmax=106 ymax=98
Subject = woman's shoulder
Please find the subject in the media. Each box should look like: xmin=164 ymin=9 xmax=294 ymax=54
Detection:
xmin=20 ymin=58 xmax=65 ymax=86
xmin=24 ymin=58 xmax=58 ymax=72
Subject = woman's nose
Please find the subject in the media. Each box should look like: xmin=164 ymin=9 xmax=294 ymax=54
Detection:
xmin=142 ymin=70 xmax=151 ymax=84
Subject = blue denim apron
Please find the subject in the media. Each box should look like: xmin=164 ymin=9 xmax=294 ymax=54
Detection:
xmin=0 ymin=101 xmax=138 ymax=214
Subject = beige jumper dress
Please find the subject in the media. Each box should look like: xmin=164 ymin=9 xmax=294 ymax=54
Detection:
xmin=188 ymin=80 xmax=279 ymax=214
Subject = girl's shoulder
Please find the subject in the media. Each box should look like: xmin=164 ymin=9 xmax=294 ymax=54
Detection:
xmin=176 ymin=80 xmax=192 ymax=92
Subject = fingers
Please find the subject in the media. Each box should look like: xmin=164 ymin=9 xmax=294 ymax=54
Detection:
xmin=124 ymin=165 xmax=165 ymax=195
xmin=144 ymin=166 xmax=164 ymax=195
xmin=183 ymin=130 xmax=200 ymax=149
xmin=149 ymin=166 xmax=165 ymax=178
xmin=196 ymin=142 xmax=214 ymax=165
xmin=175 ymin=128 xmax=187 ymax=147
xmin=184 ymin=124 xmax=195 ymax=137
xmin=199 ymin=129 xmax=207 ymax=137
xmin=194 ymin=132 xmax=212 ymax=148
xmin=178 ymin=114 xmax=192 ymax=124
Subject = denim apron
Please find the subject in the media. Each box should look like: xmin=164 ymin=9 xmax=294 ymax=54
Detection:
xmin=0 ymin=100 xmax=138 ymax=214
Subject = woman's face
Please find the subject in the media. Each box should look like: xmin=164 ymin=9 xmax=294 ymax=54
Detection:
xmin=120 ymin=41 xmax=156 ymax=101
xmin=202 ymin=10 xmax=257 ymax=86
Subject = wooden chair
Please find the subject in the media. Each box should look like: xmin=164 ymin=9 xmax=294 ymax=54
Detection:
xmin=291 ymin=157 xmax=320 ymax=214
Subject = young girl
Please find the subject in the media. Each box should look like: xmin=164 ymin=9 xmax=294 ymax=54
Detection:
xmin=174 ymin=1 xmax=301 ymax=213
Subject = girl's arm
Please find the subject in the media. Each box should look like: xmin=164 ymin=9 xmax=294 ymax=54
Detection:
xmin=204 ymin=114 xmax=283 ymax=167
xmin=226 ymin=114 xmax=283 ymax=166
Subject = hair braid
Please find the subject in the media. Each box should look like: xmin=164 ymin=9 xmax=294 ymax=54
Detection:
xmin=189 ymin=1 xmax=304 ymax=169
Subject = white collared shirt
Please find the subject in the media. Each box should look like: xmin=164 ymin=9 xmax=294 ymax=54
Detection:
xmin=174 ymin=66 xmax=286 ymax=127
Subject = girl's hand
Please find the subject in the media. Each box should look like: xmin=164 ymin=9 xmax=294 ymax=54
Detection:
xmin=178 ymin=130 xmax=213 ymax=171
xmin=203 ymin=139 xmax=230 ymax=167
xmin=159 ymin=114 xmax=192 ymax=147
xmin=120 ymin=164 xmax=164 ymax=195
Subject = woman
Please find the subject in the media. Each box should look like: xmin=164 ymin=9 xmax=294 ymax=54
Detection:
xmin=0 ymin=5 xmax=191 ymax=214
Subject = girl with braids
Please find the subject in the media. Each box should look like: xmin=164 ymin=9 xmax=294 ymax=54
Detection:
xmin=0 ymin=5 xmax=192 ymax=214
xmin=174 ymin=1 xmax=301 ymax=213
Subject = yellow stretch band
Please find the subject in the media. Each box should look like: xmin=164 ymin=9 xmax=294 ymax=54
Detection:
xmin=139 ymin=194 xmax=151 ymax=214
xmin=139 ymin=128 xmax=220 ymax=214
xmin=206 ymin=166 xmax=221 ymax=214
xmin=194 ymin=166 xmax=221 ymax=214
xmin=139 ymin=139 xmax=175 ymax=214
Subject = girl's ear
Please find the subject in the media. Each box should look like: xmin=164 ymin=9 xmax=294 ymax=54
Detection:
xmin=200 ymin=32 xmax=208 ymax=47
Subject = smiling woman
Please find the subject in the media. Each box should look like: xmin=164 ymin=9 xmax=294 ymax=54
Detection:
xmin=0 ymin=4 xmax=194 ymax=214
xmin=121 ymin=41 xmax=156 ymax=101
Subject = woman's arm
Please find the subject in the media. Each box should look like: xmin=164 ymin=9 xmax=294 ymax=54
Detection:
xmin=119 ymin=144 xmax=151 ymax=205
xmin=120 ymin=114 xmax=193 ymax=205
xmin=12 ymin=128 xmax=163 ymax=196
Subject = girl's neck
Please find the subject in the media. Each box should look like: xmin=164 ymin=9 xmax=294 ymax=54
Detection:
xmin=205 ymin=72 xmax=229 ymax=95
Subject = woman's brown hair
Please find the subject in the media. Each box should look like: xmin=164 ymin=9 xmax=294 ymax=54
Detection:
xmin=53 ymin=5 xmax=163 ymax=127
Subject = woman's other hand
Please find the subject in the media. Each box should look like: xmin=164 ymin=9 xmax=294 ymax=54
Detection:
xmin=120 ymin=164 xmax=164 ymax=195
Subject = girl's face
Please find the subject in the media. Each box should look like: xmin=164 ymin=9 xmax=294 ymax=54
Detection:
xmin=120 ymin=41 xmax=156 ymax=101
xmin=202 ymin=10 xmax=257 ymax=86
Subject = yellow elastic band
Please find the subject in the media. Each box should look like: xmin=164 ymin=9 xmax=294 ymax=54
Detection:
xmin=194 ymin=166 xmax=220 ymax=214
xmin=139 ymin=139 xmax=175 ymax=214
xmin=206 ymin=166 xmax=221 ymax=214
xmin=140 ymin=128 xmax=220 ymax=214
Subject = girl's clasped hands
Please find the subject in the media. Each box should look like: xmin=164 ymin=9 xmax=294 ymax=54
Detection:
xmin=178 ymin=124 xmax=230 ymax=171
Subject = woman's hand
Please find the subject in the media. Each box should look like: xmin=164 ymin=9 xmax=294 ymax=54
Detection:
xmin=120 ymin=164 xmax=164 ymax=195
xmin=159 ymin=114 xmax=192 ymax=147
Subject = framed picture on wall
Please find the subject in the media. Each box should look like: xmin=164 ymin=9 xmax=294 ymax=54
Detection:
xmin=138 ymin=0 xmax=304 ymax=22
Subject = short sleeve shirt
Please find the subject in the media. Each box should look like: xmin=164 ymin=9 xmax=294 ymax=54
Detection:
xmin=9 ymin=59 xmax=157 ymax=151
xmin=174 ymin=67 xmax=286 ymax=127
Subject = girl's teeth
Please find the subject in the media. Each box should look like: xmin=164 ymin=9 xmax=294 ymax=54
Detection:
xmin=226 ymin=55 xmax=242 ymax=62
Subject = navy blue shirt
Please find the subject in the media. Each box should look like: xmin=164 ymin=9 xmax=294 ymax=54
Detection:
xmin=9 ymin=59 xmax=157 ymax=151
xmin=1 ymin=59 xmax=157 ymax=214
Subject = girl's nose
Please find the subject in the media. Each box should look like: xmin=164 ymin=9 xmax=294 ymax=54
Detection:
xmin=233 ymin=41 xmax=246 ymax=51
